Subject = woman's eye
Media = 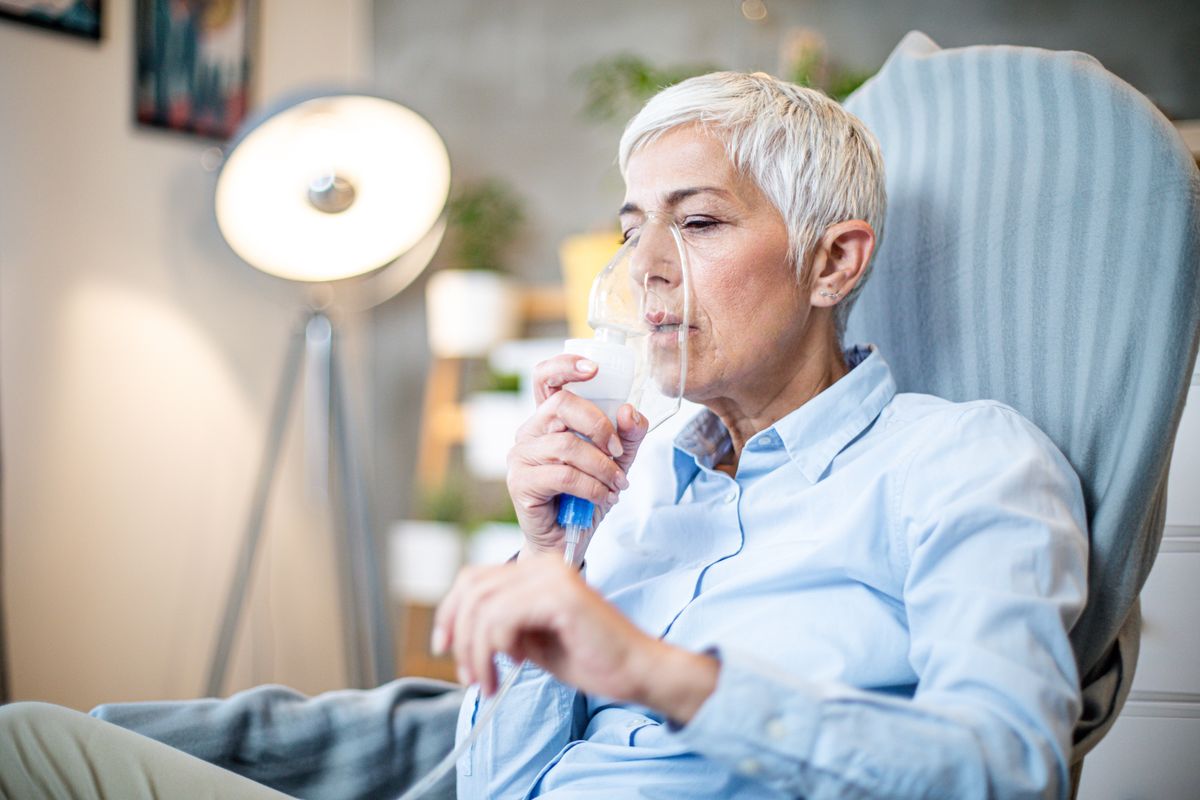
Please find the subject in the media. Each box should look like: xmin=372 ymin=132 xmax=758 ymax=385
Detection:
xmin=621 ymin=227 xmax=639 ymax=244
xmin=682 ymin=217 xmax=719 ymax=232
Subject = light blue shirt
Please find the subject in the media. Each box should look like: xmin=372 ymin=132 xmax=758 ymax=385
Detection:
xmin=456 ymin=345 xmax=1088 ymax=799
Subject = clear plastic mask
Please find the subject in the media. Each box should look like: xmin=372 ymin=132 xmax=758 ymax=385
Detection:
xmin=568 ymin=211 xmax=692 ymax=432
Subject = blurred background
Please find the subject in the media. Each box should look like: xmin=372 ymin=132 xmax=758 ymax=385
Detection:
xmin=1 ymin=0 xmax=1196 ymax=718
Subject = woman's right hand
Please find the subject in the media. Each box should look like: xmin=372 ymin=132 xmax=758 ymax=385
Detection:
xmin=507 ymin=354 xmax=650 ymax=558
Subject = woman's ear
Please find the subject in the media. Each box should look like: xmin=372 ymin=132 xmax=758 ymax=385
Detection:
xmin=809 ymin=221 xmax=875 ymax=308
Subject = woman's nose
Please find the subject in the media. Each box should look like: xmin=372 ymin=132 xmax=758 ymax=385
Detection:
xmin=629 ymin=217 xmax=683 ymax=288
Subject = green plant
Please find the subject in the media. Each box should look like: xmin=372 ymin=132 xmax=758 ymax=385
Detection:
xmin=416 ymin=480 xmax=468 ymax=525
xmin=577 ymin=35 xmax=873 ymax=127
xmin=445 ymin=179 xmax=525 ymax=272
xmin=576 ymin=54 xmax=723 ymax=123
xmin=825 ymin=69 xmax=872 ymax=103
xmin=482 ymin=368 xmax=520 ymax=393
xmin=478 ymin=495 xmax=519 ymax=528
xmin=416 ymin=473 xmax=521 ymax=533
xmin=779 ymin=28 xmax=872 ymax=102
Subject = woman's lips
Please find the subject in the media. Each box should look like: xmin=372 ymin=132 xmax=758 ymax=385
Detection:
xmin=644 ymin=310 xmax=693 ymax=332
xmin=648 ymin=322 xmax=698 ymax=339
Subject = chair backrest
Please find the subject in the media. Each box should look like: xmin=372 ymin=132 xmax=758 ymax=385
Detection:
xmin=843 ymin=31 xmax=1200 ymax=759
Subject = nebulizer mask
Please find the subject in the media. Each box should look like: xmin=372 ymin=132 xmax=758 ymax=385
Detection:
xmin=556 ymin=212 xmax=692 ymax=565
xmin=396 ymin=213 xmax=691 ymax=800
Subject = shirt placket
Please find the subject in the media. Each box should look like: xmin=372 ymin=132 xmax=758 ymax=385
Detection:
xmin=660 ymin=467 xmax=746 ymax=639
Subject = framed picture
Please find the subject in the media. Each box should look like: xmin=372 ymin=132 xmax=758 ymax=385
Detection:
xmin=134 ymin=0 xmax=254 ymax=140
xmin=0 ymin=0 xmax=102 ymax=40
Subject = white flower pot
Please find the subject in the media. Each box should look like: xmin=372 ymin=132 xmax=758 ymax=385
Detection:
xmin=387 ymin=520 xmax=464 ymax=604
xmin=468 ymin=522 xmax=525 ymax=565
xmin=464 ymin=390 xmax=529 ymax=480
xmin=426 ymin=269 xmax=520 ymax=358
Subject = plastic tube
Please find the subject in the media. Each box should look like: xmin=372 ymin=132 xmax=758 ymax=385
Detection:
xmin=562 ymin=523 xmax=588 ymax=569
xmin=396 ymin=517 xmax=592 ymax=799
xmin=394 ymin=656 xmax=521 ymax=799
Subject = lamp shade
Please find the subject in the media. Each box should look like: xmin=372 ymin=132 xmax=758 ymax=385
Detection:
xmin=215 ymin=93 xmax=451 ymax=283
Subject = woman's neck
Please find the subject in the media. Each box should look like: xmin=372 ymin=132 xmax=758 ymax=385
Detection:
xmin=708 ymin=330 xmax=848 ymax=476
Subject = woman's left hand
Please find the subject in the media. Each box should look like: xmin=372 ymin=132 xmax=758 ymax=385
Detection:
xmin=432 ymin=554 xmax=658 ymax=699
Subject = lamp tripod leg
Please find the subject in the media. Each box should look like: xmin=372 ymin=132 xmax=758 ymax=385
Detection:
xmin=305 ymin=313 xmax=365 ymax=689
xmin=205 ymin=320 xmax=307 ymax=698
xmin=205 ymin=311 xmax=396 ymax=696
xmin=329 ymin=330 xmax=396 ymax=687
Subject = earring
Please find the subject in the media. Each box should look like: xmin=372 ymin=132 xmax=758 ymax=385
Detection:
xmin=819 ymin=288 xmax=841 ymax=300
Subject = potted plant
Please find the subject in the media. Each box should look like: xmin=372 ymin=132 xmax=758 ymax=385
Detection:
xmin=387 ymin=481 xmax=467 ymax=604
xmin=466 ymin=497 xmax=525 ymax=566
xmin=778 ymin=28 xmax=873 ymax=102
xmin=575 ymin=53 xmax=722 ymax=124
xmin=463 ymin=366 xmax=528 ymax=480
xmin=426 ymin=179 xmax=526 ymax=358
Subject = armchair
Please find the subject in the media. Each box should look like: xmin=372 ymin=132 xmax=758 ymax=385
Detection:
xmin=842 ymin=30 xmax=1200 ymax=784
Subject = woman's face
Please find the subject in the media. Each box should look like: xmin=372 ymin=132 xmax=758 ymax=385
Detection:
xmin=621 ymin=125 xmax=815 ymax=410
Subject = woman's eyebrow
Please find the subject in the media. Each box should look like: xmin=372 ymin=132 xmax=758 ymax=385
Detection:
xmin=618 ymin=186 xmax=733 ymax=216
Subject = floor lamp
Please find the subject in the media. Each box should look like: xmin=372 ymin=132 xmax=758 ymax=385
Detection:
xmin=206 ymin=92 xmax=451 ymax=695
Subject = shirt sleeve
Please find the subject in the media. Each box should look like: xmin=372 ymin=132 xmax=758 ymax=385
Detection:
xmin=665 ymin=404 xmax=1089 ymax=800
xmin=455 ymin=656 xmax=583 ymax=800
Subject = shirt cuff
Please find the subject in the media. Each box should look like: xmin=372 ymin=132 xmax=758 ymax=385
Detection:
xmin=663 ymin=647 xmax=822 ymax=796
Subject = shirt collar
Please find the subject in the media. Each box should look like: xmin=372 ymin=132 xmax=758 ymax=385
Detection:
xmin=671 ymin=345 xmax=897 ymax=499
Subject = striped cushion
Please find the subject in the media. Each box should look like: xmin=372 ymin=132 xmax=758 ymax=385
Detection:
xmin=844 ymin=31 xmax=1200 ymax=758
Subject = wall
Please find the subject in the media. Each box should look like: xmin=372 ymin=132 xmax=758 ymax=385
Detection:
xmin=0 ymin=0 xmax=373 ymax=709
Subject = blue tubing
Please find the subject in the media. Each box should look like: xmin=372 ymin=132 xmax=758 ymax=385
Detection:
xmin=556 ymin=494 xmax=595 ymax=530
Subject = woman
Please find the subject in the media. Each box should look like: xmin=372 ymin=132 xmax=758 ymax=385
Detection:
xmin=435 ymin=71 xmax=1088 ymax=799
xmin=0 ymin=71 xmax=1086 ymax=800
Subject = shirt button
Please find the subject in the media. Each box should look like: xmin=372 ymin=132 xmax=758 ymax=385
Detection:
xmin=724 ymin=491 xmax=737 ymax=504
xmin=738 ymin=757 xmax=762 ymax=776
xmin=765 ymin=717 xmax=786 ymax=740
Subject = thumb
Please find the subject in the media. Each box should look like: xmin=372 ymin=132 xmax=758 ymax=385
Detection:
xmin=613 ymin=404 xmax=650 ymax=474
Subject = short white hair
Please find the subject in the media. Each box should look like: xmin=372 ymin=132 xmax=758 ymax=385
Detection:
xmin=618 ymin=71 xmax=886 ymax=336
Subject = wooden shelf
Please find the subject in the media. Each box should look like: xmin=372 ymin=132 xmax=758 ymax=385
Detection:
xmin=397 ymin=600 xmax=459 ymax=682
xmin=414 ymin=284 xmax=567 ymax=490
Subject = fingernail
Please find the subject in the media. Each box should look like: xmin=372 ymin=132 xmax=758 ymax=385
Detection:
xmin=430 ymin=627 xmax=446 ymax=655
xmin=607 ymin=491 xmax=619 ymax=505
xmin=577 ymin=359 xmax=597 ymax=373
xmin=616 ymin=472 xmax=629 ymax=490
xmin=457 ymin=666 xmax=470 ymax=685
xmin=608 ymin=435 xmax=624 ymax=457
